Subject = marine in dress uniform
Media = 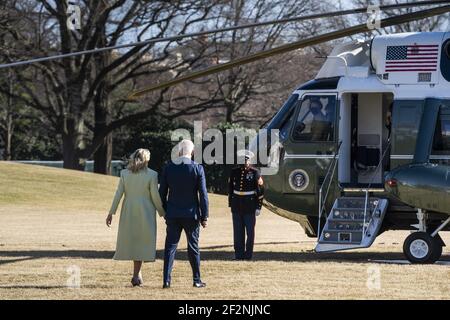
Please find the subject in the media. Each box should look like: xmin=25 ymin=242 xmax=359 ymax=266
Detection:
xmin=228 ymin=150 xmax=264 ymax=260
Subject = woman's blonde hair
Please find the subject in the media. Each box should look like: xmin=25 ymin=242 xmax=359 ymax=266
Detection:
xmin=127 ymin=148 xmax=150 ymax=173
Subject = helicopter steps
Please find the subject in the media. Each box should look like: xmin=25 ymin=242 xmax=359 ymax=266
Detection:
xmin=315 ymin=197 xmax=389 ymax=252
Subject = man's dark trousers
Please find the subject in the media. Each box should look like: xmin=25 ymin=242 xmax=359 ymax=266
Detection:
xmin=163 ymin=218 xmax=201 ymax=283
xmin=232 ymin=212 xmax=256 ymax=260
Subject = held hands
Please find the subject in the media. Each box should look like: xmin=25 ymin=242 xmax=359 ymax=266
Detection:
xmin=106 ymin=213 xmax=113 ymax=227
xmin=255 ymin=209 xmax=261 ymax=217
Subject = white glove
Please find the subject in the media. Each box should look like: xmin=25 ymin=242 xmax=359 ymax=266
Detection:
xmin=255 ymin=209 xmax=261 ymax=217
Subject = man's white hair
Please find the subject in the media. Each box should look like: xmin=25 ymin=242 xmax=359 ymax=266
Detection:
xmin=178 ymin=139 xmax=195 ymax=156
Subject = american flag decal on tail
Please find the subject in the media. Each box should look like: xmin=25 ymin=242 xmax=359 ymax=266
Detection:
xmin=385 ymin=44 xmax=439 ymax=72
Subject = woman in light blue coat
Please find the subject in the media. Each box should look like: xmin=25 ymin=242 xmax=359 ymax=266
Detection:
xmin=106 ymin=148 xmax=165 ymax=287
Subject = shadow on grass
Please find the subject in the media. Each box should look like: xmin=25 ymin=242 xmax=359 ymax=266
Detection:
xmin=2 ymin=246 xmax=449 ymax=265
xmin=0 ymin=257 xmax=37 ymax=266
xmin=0 ymin=284 xmax=112 ymax=289
xmin=0 ymin=250 xmax=114 ymax=264
xmin=0 ymin=285 xmax=68 ymax=289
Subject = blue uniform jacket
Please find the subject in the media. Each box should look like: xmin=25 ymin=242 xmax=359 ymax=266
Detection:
xmin=159 ymin=157 xmax=209 ymax=221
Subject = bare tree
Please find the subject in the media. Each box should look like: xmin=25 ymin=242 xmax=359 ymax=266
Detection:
xmin=0 ymin=4 xmax=18 ymax=160
xmin=0 ymin=0 xmax=222 ymax=172
xmin=4 ymin=0 xmax=435 ymax=170
xmin=184 ymin=0 xmax=323 ymax=124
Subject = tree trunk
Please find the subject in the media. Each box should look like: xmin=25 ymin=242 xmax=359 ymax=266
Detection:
xmin=93 ymin=99 xmax=112 ymax=175
xmin=93 ymin=133 xmax=112 ymax=174
xmin=4 ymin=113 xmax=12 ymax=161
xmin=92 ymin=31 xmax=113 ymax=175
xmin=225 ymin=103 xmax=234 ymax=123
xmin=61 ymin=116 xmax=86 ymax=171
xmin=4 ymin=71 xmax=13 ymax=160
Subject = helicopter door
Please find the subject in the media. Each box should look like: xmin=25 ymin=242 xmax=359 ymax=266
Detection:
xmin=281 ymin=93 xmax=338 ymax=198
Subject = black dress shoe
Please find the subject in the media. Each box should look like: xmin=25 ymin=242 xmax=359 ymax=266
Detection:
xmin=131 ymin=277 xmax=143 ymax=287
xmin=193 ymin=281 xmax=206 ymax=288
xmin=163 ymin=282 xmax=171 ymax=289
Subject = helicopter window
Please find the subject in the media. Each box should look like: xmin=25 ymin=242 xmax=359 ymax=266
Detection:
xmin=265 ymin=94 xmax=299 ymax=130
xmin=279 ymin=102 xmax=300 ymax=141
xmin=291 ymin=95 xmax=336 ymax=142
xmin=445 ymin=40 xmax=450 ymax=59
xmin=432 ymin=112 xmax=450 ymax=154
xmin=441 ymin=39 xmax=450 ymax=82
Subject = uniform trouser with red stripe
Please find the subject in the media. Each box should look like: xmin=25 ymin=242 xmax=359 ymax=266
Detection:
xmin=232 ymin=211 xmax=256 ymax=260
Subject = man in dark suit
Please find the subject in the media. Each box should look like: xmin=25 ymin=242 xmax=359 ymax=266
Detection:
xmin=159 ymin=139 xmax=209 ymax=289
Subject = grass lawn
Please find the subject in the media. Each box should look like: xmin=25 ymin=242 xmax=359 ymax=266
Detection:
xmin=0 ymin=161 xmax=449 ymax=299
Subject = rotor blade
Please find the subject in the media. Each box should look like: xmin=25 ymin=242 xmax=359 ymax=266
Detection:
xmin=128 ymin=4 xmax=450 ymax=99
xmin=1 ymin=1 xmax=449 ymax=70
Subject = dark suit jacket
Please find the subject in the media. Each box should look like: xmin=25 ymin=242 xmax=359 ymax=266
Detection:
xmin=159 ymin=157 xmax=209 ymax=221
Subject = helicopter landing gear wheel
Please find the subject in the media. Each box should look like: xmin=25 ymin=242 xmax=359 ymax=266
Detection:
xmin=403 ymin=232 xmax=442 ymax=264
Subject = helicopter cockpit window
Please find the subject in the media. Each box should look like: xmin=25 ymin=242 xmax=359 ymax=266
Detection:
xmin=265 ymin=94 xmax=299 ymax=131
xmin=432 ymin=108 xmax=450 ymax=155
xmin=291 ymin=95 xmax=336 ymax=142
xmin=279 ymin=101 xmax=300 ymax=141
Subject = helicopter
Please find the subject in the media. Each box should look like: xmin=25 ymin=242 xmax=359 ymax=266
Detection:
xmin=259 ymin=30 xmax=450 ymax=264
xmin=3 ymin=1 xmax=450 ymax=264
